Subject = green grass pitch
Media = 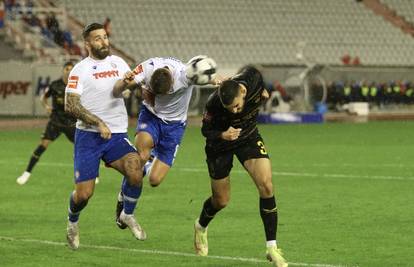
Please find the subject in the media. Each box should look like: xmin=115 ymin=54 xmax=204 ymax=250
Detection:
xmin=1 ymin=121 xmax=413 ymax=267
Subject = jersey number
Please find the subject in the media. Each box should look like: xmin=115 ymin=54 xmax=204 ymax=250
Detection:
xmin=257 ymin=141 xmax=267 ymax=155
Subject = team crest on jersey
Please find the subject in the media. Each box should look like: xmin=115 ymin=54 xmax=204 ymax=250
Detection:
xmin=68 ymin=76 xmax=79 ymax=89
xmin=139 ymin=123 xmax=148 ymax=129
xmin=111 ymin=62 xmax=117 ymax=68
xmin=134 ymin=64 xmax=143 ymax=75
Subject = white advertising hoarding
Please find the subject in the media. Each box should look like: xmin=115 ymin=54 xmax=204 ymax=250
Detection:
xmin=0 ymin=61 xmax=32 ymax=115
xmin=0 ymin=61 xmax=61 ymax=115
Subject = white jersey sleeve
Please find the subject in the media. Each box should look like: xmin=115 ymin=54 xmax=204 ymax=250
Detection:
xmin=65 ymin=65 xmax=84 ymax=95
xmin=133 ymin=59 xmax=154 ymax=87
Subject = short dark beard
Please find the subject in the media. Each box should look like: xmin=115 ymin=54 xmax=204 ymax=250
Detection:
xmin=91 ymin=46 xmax=110 ymax=59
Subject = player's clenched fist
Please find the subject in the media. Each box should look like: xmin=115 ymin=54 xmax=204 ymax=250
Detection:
xmin=221 ymin=126 xmax=241 ymax=141
xmin=122 ymin=71 xmax=135 ymax=83
xmin=98 ymin=121 xmax=112 ymax=140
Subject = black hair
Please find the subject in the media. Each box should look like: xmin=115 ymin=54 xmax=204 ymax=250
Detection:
xmin=82 ymin=23 xmax=105 ymax=40
xmin=150 ymin=68 xmax=173 ymax=95
xmin=218 ymin=80 xmax=240 ymax=106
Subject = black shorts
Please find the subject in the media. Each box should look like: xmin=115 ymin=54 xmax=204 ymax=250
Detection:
xmin=42 ymin=119 xmax=75 ymax=142
xmin=205 ymin=133 xmax=269 ymax=179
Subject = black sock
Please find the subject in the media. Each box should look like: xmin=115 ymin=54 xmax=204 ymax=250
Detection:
xmin=68 ymin=192 xmax=89 ymax=222
xmin=26 ymin=145 xmax=46 ymax=172
xmin=198 ymin=197 xmax=220 ymax=228
xmin=260 ymin=196 xmax=278 ymax=241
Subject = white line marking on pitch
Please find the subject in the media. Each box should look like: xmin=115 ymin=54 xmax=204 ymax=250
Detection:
xmin=1 ymin=160 xmax=413 ymax=181
xmin=0 ymin=236 xmax=356 ymax=267
xmin=1 ymin=159 xmax=410 ymax=169
xmin=177 ymin=168 xmax=414 ymax=181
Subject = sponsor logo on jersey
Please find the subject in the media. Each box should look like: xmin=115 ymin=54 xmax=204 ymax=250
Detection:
xmin=67 ymin=76 xmax=79 ymax=89
xmin=92 ymin=70 xmax=119 ymax=79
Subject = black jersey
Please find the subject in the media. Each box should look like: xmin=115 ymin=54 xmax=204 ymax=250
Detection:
xmin=202 ymin=65 xmax=265 ymax=154
xmin=44 ymin=78 xmax=76 ymax=126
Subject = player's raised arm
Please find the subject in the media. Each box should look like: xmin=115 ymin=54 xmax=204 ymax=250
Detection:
xmin=113 ymin=70 xmax=137 ymax=98
xmin=65 ymin=92 xmax=111 ymax=139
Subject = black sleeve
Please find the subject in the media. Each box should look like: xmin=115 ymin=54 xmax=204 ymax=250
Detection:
xmin=201 ymin=95 xmax=222 ymax=140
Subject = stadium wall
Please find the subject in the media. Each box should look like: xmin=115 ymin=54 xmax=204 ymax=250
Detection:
xmin=0 ymin=61 xmax=61 ymax=115
xmin=260 ymin=64 xmax=414 ymax=112
xmin=2 ymin=61 xmax=414 ymax=116
xmin=261 ymin=65 xmax=414 ymax=87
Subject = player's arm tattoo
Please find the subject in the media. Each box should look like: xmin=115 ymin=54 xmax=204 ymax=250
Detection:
xmin=65 ymin=93 xmax=104 ymax=126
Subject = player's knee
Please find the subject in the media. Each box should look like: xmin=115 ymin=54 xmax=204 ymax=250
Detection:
xmin=126 ymin=172 xmax=143 ymax=187
xmin=213 ymin=195 xmax=230 ymax=210
xmin=76 ymin=189 xmax=93 ymax=202
xmin=149 ymin=182 xmax=160 ymax=187
xmin=257 ymin=179 xmax=274 ymax=197
xmin=148 ymin=175 xmax=162 ymax=187
xmin=138 ymin=150 xmax=152 ymax=163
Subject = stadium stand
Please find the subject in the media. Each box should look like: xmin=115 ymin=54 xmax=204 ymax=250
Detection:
xmin=2 ymin=0 xmax=81 ymax=63
xmin=54 ymin=0 xmax=414 ymax=68
xmin=2 ymin=0 xmax=414 ymax=117
xmin=380 ymin=0 xmax=414 ymax=25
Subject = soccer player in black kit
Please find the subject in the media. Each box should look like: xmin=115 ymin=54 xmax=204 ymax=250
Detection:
xmin=193 ymin=65 xmax=288 ymax=267
xmin=17 ymin=61 xmax=76 ymax=185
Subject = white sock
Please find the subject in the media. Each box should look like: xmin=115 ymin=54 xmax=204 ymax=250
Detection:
xmin=195 ymin=220 xmax=206 ymax=231
xmin=144 ymin=160 xmax=153 ymax=175
xmin=266 ymin=240 xmax=277 ymax=248
xmin=117 ymin=192 xmax=124 ymax=202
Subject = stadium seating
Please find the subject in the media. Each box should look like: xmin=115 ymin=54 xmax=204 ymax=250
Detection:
xmin=380 ymin=0 xmax=414 ymax=24
xmin=56 ymin=0 xmax=414 ymax=68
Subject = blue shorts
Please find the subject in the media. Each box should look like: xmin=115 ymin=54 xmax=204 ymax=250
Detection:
xmin=136 ymin=106 xmax=186 ymax=166
xmin=73 ymin=129 xmax=136 ymax=183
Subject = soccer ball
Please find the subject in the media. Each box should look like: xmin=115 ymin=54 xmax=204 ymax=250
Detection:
xmin=186 ymin=55 xmax=217 ymax=85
